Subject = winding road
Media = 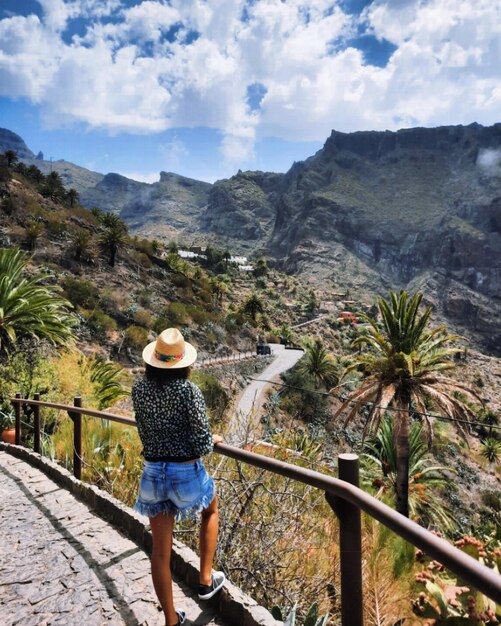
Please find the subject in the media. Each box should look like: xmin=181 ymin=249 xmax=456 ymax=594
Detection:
xmin=228 ymin=344 xmax=304 ymax=445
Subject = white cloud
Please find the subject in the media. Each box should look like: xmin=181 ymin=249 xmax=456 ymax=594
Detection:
xmin=0 ymin=0 xmax=500 ymax=170
xmin=477 ymin=148 xmax=501 ymax=173
xmin=159 ymin=137 xmax=189 ymax=169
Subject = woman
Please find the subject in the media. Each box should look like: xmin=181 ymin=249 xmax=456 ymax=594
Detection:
xmin=133 ymin=328 xmax=225 ymax=626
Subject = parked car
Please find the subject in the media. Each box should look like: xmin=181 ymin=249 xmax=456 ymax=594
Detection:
xmin=256 ymin=343 xmax=271 ymax=355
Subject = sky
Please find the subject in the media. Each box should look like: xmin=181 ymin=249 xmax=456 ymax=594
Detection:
xmin=0 ymin=0 xmax=500 ymax=183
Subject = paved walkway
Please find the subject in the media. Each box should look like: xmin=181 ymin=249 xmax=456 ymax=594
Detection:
xmin=0 ymin=451 xmax=227 ymax=626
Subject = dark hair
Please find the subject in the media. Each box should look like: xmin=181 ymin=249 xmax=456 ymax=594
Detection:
xmin=145 ymin=364 xmax=191 ymax=384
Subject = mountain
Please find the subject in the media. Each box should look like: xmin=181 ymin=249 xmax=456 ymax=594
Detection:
xmin=2 ymin=124 xmax=501 ymax=354
xmin=0 ymin=128 xmax=35 ymax=159
xmin=204 ymin=124 xmax=501 ymax=354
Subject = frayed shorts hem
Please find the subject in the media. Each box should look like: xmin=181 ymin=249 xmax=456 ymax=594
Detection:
xmin=133 ymin=475 xmax=216 ymax=522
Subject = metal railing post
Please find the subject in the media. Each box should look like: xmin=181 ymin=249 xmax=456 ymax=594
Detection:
xmin=33 ymin=393 xmax=41 ymax=454
xmin=326 ymin=453 xmax=364 ymax=626
xmin=14 ymin=392 xmax=21 ymax=445
xmin=68 ymin=396 xmax=82 ymax=480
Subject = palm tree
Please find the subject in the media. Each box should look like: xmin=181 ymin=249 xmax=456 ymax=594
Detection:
xmin=253 ymin=257 xmax=269 ymax=278
xmin=66 ymin=188 xmax=79 ymax=207
xmin=70 ymin=228 xmax=94 ymax=263
xmin=41 ymin=171 xmax=65 ymax=201
xmin=297 ymin=337 xmax=339 ymax=389
xmin=4 ymin=150 xmax=18 ymax=167
xmin=279 ymin=323 xmax=294 ymax=346
xmin=210 ymin=276 xmax=229 ymax=303
xmin=361 ymin=418 xmax=456 ymax=529
xmin=99 ymin=223 xmax=128 ymax=267
xmin=89 ymin=358 xmax=130 ymax=410
xmin=24 ymin=221 xmax=43 ymax=251
xmin=0 ymin=248 xmax=76 ymax=353
xmin=100 ymin=212 xmax=124 ymax=229
xmin=334 ymin=290 xmax=482 ymax=517
xmin=242 ymin=292 xmax=264 ymax=322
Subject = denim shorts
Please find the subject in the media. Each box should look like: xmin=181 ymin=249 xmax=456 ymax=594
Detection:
xmin=133 ymin=459 xmax=215 ymax=521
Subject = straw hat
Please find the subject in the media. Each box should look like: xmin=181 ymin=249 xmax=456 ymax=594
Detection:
xmin=142 ymin=328 xmax=197 ymax=369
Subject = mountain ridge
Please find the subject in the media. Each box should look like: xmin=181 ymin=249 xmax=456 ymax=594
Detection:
xmin=1 ymin=123 xmax=500 ymax=354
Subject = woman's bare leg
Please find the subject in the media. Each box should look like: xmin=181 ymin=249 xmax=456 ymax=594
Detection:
xmin=199 ymin=496 xmax=219 ymax=586
xmin=149 ymin=513 xmax=178 ymax=626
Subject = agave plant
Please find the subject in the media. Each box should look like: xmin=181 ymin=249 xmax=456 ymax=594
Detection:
xmin=480 ymin=438 xmax=501 ymax=465
xmin=272 ymin=602 xmax=329 ymax=626
xmin=361 ymin=418 xmax=456 ymax=530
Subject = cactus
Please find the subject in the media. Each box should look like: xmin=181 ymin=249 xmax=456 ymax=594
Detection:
xmin=412 ymin=534 xmax=501 ymax=624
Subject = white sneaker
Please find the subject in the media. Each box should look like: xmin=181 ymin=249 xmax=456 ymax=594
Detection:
xmin=198 ymin=571 xmax=226 ymax=600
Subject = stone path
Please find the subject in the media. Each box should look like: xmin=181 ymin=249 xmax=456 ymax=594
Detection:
xmin=0 ymin=452 xmax=228 ymax=626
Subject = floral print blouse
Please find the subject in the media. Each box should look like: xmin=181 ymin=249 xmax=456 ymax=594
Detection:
xmin=132 ymin=378 xmax=213 ymax=461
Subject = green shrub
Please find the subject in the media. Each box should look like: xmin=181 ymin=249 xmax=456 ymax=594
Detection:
xmin=125 ymin=325 xmax=149 ymax=350
xmin=1 ymin=196 xmax=15 ymax=215
xmin=167 ymin=302 xmax=189 ymax=325
xmin=153 ymin=316 xmax=171 ymax=334
xmin=138 ymin=288 xmax=154 ymax=307
xmin=133 ymin=308 xmax=154 ymax=329
xmin=132 ymin=250 xmax=152 ymax=269
xmin=171 ymin=274 xmax=190 ymax=288
xmin=187 ymin=305 xmax=210 ymax=326
xmin=84 ymin=308 xmax=117 ymax=337
xmin=480 ymin=489 xmax=501 ymax=510
xmin=46 ymin=218 xmax=68 ymax=238
xmin=62 ymin=277 xmax=100 ymax=309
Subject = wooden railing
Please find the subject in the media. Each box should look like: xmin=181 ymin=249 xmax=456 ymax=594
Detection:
xmin=9 ymin=395 xmax=501 ymax=626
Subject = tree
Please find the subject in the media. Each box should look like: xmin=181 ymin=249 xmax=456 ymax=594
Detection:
xmin=99 ymin=222 xmax=128 ymax=267
xmin=0 ymin=248 xmax=76 ymax=354
xmin=334 ymin=290 xmax=482 ymax=517
xmin=253 ymin=257 xmax=269 ymax=278
xmin=70 ymin=228 xmax=94 ymax=263
xmin=100 ymin=211 xmax=124 ymax=229
xmin=26 ymin=165 xmax=44 ymax=184
xmin=297 ymin=337 xmax=339 ymax=389
xmin=24 ymin=221 xmax=43 ymax=251
xmin=66 ymin=188 xmax=79 ymax=207
xmin=4 ymin=150 xmax=18 ymax=167
xmin=361 ymin=417 xmax=455 ymax=529
xmin=89 ymin=358 xmax=130 ymax=410
xmin=210 ymin=276 xmax=229 ymax=303
xmin=98 ymin=213 xmax=128 ymax=267
xmin=40 ymin=170 xmax=66 ymax=201
xmin=279 ymin=324 xmax=294 ymax=346
xmin=242 ymin=292 xmax=264 ymax=322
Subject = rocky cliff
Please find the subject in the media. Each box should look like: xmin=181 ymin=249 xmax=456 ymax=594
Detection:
xmin=203 ymin=124 xmax=501 ymax=354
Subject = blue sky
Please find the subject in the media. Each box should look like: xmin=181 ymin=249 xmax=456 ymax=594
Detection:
xmin=0 ymin=1 xmax=500 ymax=183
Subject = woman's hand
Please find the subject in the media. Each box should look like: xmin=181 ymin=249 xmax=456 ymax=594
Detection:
xmin=212 ymin=434 xmax=224 ymax=445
